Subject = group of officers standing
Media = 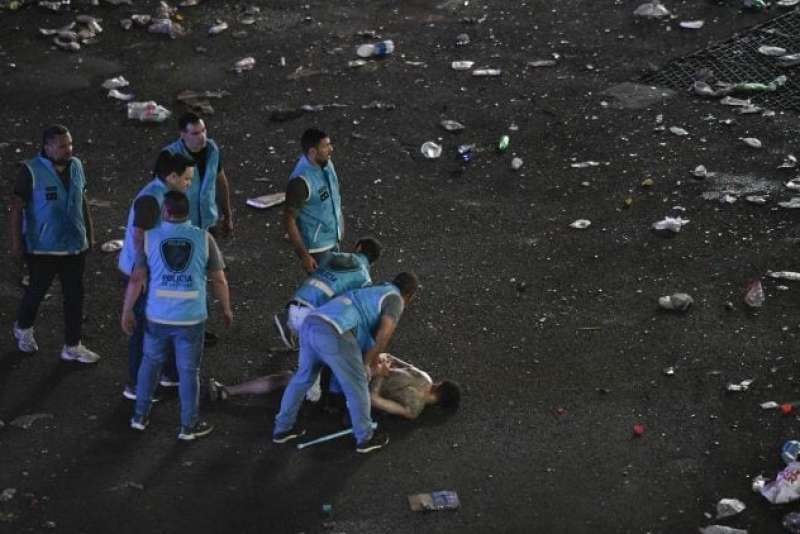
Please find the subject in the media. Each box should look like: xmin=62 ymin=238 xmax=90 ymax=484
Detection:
xmin=9 ymin=117 xmax=460 ymax=453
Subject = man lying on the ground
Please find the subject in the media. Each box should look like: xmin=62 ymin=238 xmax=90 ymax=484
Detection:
xmin=208 ymin=353 xmax=460 ymax=420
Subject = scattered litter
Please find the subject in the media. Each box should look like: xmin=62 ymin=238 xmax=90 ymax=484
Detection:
xmin=745 ymin=195 xmax=767 ymax=204
xmin=663 ymin=366 xmax=675 ymax=376
xmin=348 ymin=59 xmax=367 ymax=68
xmin=783 ymin=441 xmax=800 ymax=464
xmin=744 ymin=279 xmax=764 ymax=308
xmin=527 ymin=59 xmax=557 ymax=67
xmin=716 ymin=498 xmax=745 ymax=520
xmin=720 ymin=96 xmax=751 ymax=107
xmin=356 ymin=40 xmax=394 ymax=58
xmin=569 ymin=219 xmax=591 ymax=229
xmin=246 ymin=192 xmax=285 ymax=209
xmin=761 ymin=401 xmax=780 ymax=410
xmin=632 ymin=423 xmax=645 ymax=437
xmin=361 ymin=101 xmax=395 ymax=110
xmin=420 ymin=142 xmax=442 ymax=159
xmin=652 ymin=216 xmax=690 ymax=233
xmin=784 ymin=512 xmax=800 ymax=534
xmin=176 ymin=89 xmax=230 ymax=115
xmin=727 ymin=378 xmax=754 ymax=392
xmin=108 ymin=480 xmax=144 ymax=492
xmin=692 ymin=165 xmax=708 ymax=178
xmin=100 ymin=239 xmax=123 ymax=253
xmin=603 ymin=82 xmax=676 ymax=109
xmin=740 ymin=137 xmax=762 ymax=149
xmin=571 ymin=161 xmax=600 ymax=168
xmin=720 ymin=193 xmax=737 ymax=204
xmin=451 ymin=61 xmax=474 ymax=70
xmin=127 ymin=101 xmax=171 ymax=122
xmin=102 ymin=76 xmax=130 ymax=90
xmin=761 ymin=462 xmax=800 ymax=503
xmin=698 ymin=526 xmax=747 ymax=534
xmin=633 ymin=1 xmax=670 ymax=19
xmin=787 ymin=178 xmax=800 ymax=191
xmin=472 ymin=68 xmax=501 ymax=77
xmin=511 ymin=157 xmax=524 ymax=170
xmin=779 ymin=0 xmax=800 ymax=6
xmin=232 ymin=57 xmax=256 ymax=73
xmin=440 ymin=120 xmax=465 ymax=132
xmin=10 ymin=413 xmax=53 ymax=429
xmin=777 ymin=53 xmax=800 ymax=68
xmin=657 ymin=293 xmax=693 ymax=311
xmin=679 ymin=20 xmax=704 ymax=29
xmin=0 ymin=489 xmax=15 ymax=502
xmin=669 ymin=126 xmax=689 ymax=136
xmin=780 ymin=198 xmax=800 ymax=209
xmin=779 ymin=154 xmax=797 ymax=168
xmin=208 ymin=21 xmax=228 ymax=35
xmin=641 ymin=178 xmax=654 ymax=187
xmin=107 ymin=89 xmax=134 ymax=101
xmin=758 ymin=45 xmax=787 ymax=57
xmin=408 ymin=491 xmax=460 ymax=512
xmin=768 ymin=271 xmax=800 ymax=281
xmin=455 ymin=33 xmax=470 ymax=46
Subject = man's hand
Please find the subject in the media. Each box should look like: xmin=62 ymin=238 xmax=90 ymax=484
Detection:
xmin=121 ymin=309 xmax=136 ymax=336
xmin=301 ymin=253 xmax=317 ymax=274
xmin=222 ymin=307 xmax=234 ymax=328
xmin=375 ymin=356 xmax=392 ymax=377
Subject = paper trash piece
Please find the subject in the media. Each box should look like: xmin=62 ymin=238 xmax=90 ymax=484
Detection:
xmin=692 ymin=165 xmax=708 ymax=178
xmin=740 ymin=137 xmax=762 ymax=149
xmin=100 ymin=239 xmax=123 ymax=253
xmin=246 ymin=192 xmax=285 ymax=209
xmin=569 ymin=219 xmax=591 ymax=229
xmin=716 ymin=498 xmax=746 ymax=519
xmin=761 ymin=462 xmax=800 ymax=504
xmin=658 ymin=293 xmax=693 ymax=311
xmin=408 ymin=491 xmax=460 ymax=512
xmin=698 ymin=526 xmax=747 ymax=534
xmin=652 ymin=216 xmax=690 ymax=232
xmin=679 ymin=20 xmax=704 ymax=29
xmin=102 ymin=76 xmax=130 ymax=90
xmin=758 ymin=45 xmax=787 ymax=57
xmin=768 ymin=271 xmax=800 ymax=281
xmin=745 ymin=195 xmax=767 ymax=205
xmin=727 ymin=379 xmax=754 ymax=392
xmin=761 ymin=401 xmax=780 ymax=410
xmin=669 ymin=126 xmax=689 ymax=136
xmin=779 ymin=198 xmax=800 ymax=209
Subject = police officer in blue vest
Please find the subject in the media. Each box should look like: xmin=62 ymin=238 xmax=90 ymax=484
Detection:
xmin=284 ymin=128 xmax=343 ymax=274
xmin=273 ymin=272 xmax=419 ymax=454
xmin=121 ymin=191 xmax=233 ymax=441
xmin=10 ymin=125 xmax=100 ymax=363
xmin=273 ymin=236 xmax=383 ymax=351
xmin=117 ymin=152 xmax=195 ymax=401
xmin=157 ymin=112 xmax=234 ymax=348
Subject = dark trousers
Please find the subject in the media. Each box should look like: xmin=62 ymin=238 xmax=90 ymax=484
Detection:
xmin=17 ymin=252 xmax=86 ymax=346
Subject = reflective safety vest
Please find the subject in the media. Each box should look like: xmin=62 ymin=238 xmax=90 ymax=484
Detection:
xmin=163 ymin=139 xmax=219 ymax=229
xmin=117 ymin=178 xmax=168 ymax=275
xmin=288 ymin=154 xmax=342 ymax=253
xmin=292 ymin=252 xmax=371 ymax=308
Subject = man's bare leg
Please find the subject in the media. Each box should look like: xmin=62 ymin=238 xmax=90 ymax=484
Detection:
xmin=209 ymin=371 xmax=293 ymax=401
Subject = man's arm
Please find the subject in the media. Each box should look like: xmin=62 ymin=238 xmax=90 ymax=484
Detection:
xmin=283 ymin=177 xmax=315 ymax=273
xmin=363 ymin=315 xmax=397 ymax=371
xmin=216 ymin=168 xmax=234 ymax=235
xmin=370 ymin=390 xmax=416 ymax=419
xmin=121 ymin=265 xmax=147 ymax=335
xmin=82 ymin=193 xmax=95 ymax=248
xmin=9 ymin=196 xmax=24 ymax=256
xmin=208 ymin=269 xmax=233 ymax=327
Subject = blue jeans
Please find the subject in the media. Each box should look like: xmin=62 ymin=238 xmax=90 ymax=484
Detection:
xmin=134 ymin=321 xmax=205 ymax=428
xmin=122 ymin=276 xmax=177 ymax=387
xmin=273 ymin=316 xmax=374 ymax=444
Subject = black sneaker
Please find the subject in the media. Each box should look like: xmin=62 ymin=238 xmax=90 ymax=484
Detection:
xmin=178 ymin=421 xmax=214 ymax=441
xmin=204 ymin=331 xmax=218 ymax=348
xmin=122 ymin=385 xmax=161 ymax=403
xmin=356 ymin=431 xmax=389 ymax=454
xmin=159 ymin=375 xmax=179 ymax=388
xmin=272 ymin=426 xmax=306 ymax=444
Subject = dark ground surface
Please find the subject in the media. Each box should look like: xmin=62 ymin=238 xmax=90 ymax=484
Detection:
xmin=4 ymin=0 xmax=800 ymax=532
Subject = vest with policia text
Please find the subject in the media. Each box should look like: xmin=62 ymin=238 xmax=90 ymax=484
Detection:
xmin=23 ymin=155 xmax=88 ymax=255
xmin=144 ymin=221 xmax=208 ymax=325
xmin=289 ymin=154 xmax=342 ymax=253
xmin=117 ymin=178 xmax=168 ymax=275
xmin=312 ymin=283 xmax=402 ymax=352
xmin=292 ymin=252 xmax=371 ymax=309
xmin=163 ymin=139 xmax=219 ymax=230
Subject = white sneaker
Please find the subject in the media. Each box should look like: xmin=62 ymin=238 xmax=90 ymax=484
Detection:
xmin=60 ymin=343 xmax=100 ymax=364
xmin=305 ymin=373 xmax=322 ymax=403
xmin=13 ymin=323 xmax=38 ymax=353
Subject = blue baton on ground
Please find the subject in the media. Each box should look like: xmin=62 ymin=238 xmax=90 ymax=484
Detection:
xmin=296 ymin=422 xmax=378 ymax=450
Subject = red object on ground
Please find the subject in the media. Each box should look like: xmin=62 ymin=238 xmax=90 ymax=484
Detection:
xmin=633 ymin=423 xmax=645 ymax=437
xmin=781 ymin=403 xmax=794 ymax=415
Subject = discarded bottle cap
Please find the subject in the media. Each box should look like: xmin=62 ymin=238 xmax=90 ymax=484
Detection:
xmin=420 ymin=141 xmax=442 ymax=159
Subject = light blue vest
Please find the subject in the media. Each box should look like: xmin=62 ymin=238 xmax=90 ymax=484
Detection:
xmin=23 ymin=155 xmax=88 ymax=255
xmin=117 ymin=178 xmax=168 ymax=275
xmin=163 ymin=139 xmax=219 ymax=229
xmin=144 ymin=221 xmax=208 ymax=325
xmin=289 ymin=155 xmax=343 ymax=253
xmin=292 ymin=252 xmax=371 ymax=308
xmin=313 ymin=283 xmax=402 ymax=352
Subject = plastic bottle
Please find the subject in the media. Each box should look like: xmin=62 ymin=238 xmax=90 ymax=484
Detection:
xmin=127 ymin=101 xmax=171 ymax=123
xmin=356 ymin=40 xmax=394 ymax=58
xmin=783 ymin=440 xmax=800 ymax=464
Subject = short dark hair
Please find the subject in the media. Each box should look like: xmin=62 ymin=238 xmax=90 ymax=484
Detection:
xmin=355 ymin=236 xmax=382 ymax=264
xmin=154 ymin=152 xmax=195 ymax=180
xmin=301 ymin=128 xmax=327 ymax=154
xmin=178 ymin=112 xmax=202 ymax=131
xmin=435 ymin=380 xmax=461 ymax=411
xmin=392 ymin=271 xmax=419 ymax=298
xmin=42 ymin=124 xmax=69 ymax=148
xmin=163 ymin=190 xmax=190 ymax=219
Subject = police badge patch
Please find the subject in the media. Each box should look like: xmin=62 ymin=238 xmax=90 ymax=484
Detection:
xmin=160 ymin=238 xmax=193 ymax=272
